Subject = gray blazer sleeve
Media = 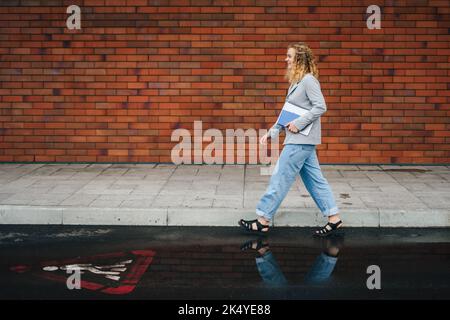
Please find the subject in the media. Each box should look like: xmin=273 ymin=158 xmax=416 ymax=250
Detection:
xmin=292 ymin=76 xmax=327 ymax=131
xmin=268 ymin=123 xmax=283 ymax=139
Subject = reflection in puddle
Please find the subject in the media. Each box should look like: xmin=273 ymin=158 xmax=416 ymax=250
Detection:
xmin=241 ymin=235 xmax=343 ymax=288
xmin=43 ymin=259 xmax=133 ymax=281
xmin=10 ymin=250 xmax=155 ymax=295
xmin=2 ymin=227 xmax=449 ymax=299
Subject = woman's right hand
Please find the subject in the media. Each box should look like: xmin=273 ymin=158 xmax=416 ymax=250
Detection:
xmin=260 ymin=133 xmax=269 ymax=145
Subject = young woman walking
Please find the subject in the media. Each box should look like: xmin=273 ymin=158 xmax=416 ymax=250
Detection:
xmin=239 ymin=42 xmax=343 ymax=237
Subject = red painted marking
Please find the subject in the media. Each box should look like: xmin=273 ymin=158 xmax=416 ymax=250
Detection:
xmin=101 ymin=285 xmax=136 ymax=295
xmin=9 ymin=265 xmax=31 ymax=273
xmin=10 ymin=249 xmax=156 ymax=295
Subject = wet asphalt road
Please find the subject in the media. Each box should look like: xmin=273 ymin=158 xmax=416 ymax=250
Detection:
xmin=0 ymin=226 xmax=448 ymax=300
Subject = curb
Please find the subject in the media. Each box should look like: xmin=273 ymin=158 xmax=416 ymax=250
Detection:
xmin=0 ymin=205 xmax=449 ymax=227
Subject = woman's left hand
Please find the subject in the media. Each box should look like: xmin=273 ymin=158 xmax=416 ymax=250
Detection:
xmin=287 ymin=122 xmax=299 ymax=133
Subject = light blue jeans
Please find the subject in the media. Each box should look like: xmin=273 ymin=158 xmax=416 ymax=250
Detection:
xmin=256 ymin=251 xmax=288 ymax=287
xmin=255 ymin=251 xmax=338 ymax=286
xmin=256 ymin=144 xmax=339 ymax=222
xmin=304 ymin=253 xmax=338 ymax=284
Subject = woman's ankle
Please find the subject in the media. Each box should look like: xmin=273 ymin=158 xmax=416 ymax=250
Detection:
xmin=328 ymin=214 xmax=341 ymax=223
xmin=257 ymin=216 xmax=270 ymax=225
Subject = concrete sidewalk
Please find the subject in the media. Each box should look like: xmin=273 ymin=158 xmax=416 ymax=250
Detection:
xmin=0 ymin=163 xmax=449 ymax=227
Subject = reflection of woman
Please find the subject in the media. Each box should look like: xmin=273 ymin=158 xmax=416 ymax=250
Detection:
xmin=256 ymin=252 xmax=288 ymax=287
xmin=304 ymin=245 xmax=339 ymax=285
xmin=239 ymin=42 xmax=343 ymax=237
xmin=241 ymin=236 xmax=342 ymax=286
xmin=241 ymin=239 xmax=288 ymax=287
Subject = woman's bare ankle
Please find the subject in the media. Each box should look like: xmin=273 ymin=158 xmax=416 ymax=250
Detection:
xmin=257 ymin=217 xmax=270 ymax=225
xmin=328 ymin=214 xmax=341 ymax=224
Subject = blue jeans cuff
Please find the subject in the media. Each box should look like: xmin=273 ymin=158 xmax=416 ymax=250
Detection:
xmin=322 ymin=206 xmax=339 ymax=217
xmin=256 ymin=209 xmax=272 ymax=222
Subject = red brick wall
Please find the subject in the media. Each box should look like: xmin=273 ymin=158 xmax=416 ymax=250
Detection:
xmin=0 ymin=0 xmax=449 ymax=164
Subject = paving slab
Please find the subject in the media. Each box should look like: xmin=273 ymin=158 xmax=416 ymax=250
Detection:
xmin=0 ymin=163 xmax=448 ymax=227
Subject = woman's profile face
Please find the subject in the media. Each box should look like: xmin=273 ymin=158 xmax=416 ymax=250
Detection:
xmin=285 ymin=48 xmax=296 ymax=70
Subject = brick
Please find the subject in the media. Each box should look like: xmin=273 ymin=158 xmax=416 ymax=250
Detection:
xmin=0 ymin=3 xmax=448 ymax=164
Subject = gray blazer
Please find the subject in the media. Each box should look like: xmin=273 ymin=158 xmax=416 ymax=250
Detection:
xmin=268 ymin=73 xmax=326 ymax=145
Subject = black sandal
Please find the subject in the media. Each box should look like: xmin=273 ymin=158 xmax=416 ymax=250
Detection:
xmin=240 ymin=238 xmax=269 ymax=252
xmin=239 ymin=219 xmax=270 ymax=235
xmin=313 ymin=220 xmax=343 ymax=237
xmin=321 ymin=234 xmax=344 ymax=257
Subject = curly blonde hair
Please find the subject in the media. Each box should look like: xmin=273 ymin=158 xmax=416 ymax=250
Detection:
xmin=285 ymin=42 xmax=319 ymax=85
